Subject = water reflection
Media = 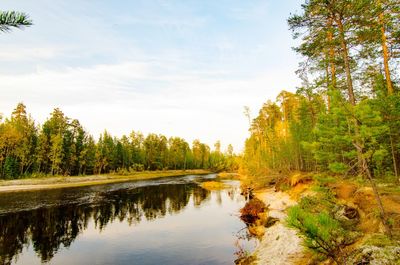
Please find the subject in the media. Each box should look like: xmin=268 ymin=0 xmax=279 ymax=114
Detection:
xmin=0 ymin=182 xmax=210 ymax=264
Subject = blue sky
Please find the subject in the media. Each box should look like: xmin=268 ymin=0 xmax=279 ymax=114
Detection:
xmin=0 ymin=0 xmax=302 ymax=152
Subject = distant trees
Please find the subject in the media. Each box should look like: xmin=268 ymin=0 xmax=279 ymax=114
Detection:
xmin=168 ymin=137 xmax=190 ymax=170
xmin=0 ymin=11 xmax=32 ymax=33
xmin=0 ymin=103 xmax=37 ymax=178
xmin=0 ymin=104 xmax=237 ymax=179
xmin=242 ymin=91 xmax=325 ymax=176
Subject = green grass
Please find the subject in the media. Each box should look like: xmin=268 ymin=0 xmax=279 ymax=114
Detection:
xmin=312 ymin=173 xmax=337 ymax=185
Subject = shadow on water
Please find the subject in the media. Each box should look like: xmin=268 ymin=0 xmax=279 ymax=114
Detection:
xmin=0 ymin=175 xmax=254 ymax=265
xmin=0 ymin=181 xmax=210 ymax=264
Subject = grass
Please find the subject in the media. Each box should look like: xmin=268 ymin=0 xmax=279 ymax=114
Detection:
xmin=217 ymin=172 xmax=242 ymax=180
xmin=312 ymin=173 xmax=337 ymax=185
xmin=364 ymin=234 xmax=400 ymax=248
xmin=201 ymin=181 xmax=228 ymax=190
xmin=0 ymin=169 xmax=212 ymax=193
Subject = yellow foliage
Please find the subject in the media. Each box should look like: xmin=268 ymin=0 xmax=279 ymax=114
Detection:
xmin=289 ymin=172 xmax=311 ymax=187
xmin=217 ymin=172 xmax=241 ymax=180
xmin=201 ymin=181 xmax=227 ymax=190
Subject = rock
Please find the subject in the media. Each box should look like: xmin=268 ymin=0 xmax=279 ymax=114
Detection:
xmin=333 ymin=204 xmax=360 ymax=228
xmin=248 ymin=224 xmax=265 ymax=237
xmin=348 ymin=246 xmax=400 ymax=265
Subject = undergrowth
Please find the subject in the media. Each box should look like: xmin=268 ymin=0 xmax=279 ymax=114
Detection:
xmin=286 ymin=178 xmax=360 ymax=264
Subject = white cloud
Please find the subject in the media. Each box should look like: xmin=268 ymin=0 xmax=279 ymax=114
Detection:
xmin=0 ymin=46 xmax=62 ymax=61
xmin=0 ymin=61 xmax=299 ymax=152
xmin=0 ymin=0 xmax=302 ymax=152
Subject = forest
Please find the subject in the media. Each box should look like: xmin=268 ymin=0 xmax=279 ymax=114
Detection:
xmin=0 ymin=103 xmax=237 ymax=179
xmin=242 ymin=0 xmax=399 ymax=180
xmin=238 ymin=0 xmax=400 ymax=263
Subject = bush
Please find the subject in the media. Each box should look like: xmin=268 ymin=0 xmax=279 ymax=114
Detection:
xmin=116 ymin=168 xmax=130 ymax=175
xmin=129 ymin=164 xmax=144 ymax=172
xmin=286 ymin=191 xmax=362 ymax=264
xmin=312 ymin=174 xmax=336 ymax=185
xmin=287 ymin=206 xmax=353 ymax=264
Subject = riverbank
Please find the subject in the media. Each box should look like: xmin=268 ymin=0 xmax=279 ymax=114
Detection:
xmin=251 ymin=188 xmax=305 ymax=265
xmin=242 ymin=172 xmax=400 ymax=265
xmin=0 ymin=169 xmax=212 ymax=193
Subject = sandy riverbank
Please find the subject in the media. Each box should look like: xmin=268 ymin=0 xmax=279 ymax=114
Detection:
xmin=0 ymin=169 xmax=212 ymax=193
xmin=252 ymin=188 xmax=305 ymax=265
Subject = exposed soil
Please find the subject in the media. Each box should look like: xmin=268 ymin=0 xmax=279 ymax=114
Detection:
xmin=246 ymin=173 xmax=400 ymax=265
xmin=353 ymin=187 xmax=400 ymax=235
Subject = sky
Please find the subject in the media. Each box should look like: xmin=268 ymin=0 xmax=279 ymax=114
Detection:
xmin=0 ymin=0 xmax=303 ymax=152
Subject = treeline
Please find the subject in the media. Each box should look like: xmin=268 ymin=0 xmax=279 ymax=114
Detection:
xmin=242 ymin=0 xmax=400 ymax=179
xmin=0 ymin=103 xmax=237 ymax=179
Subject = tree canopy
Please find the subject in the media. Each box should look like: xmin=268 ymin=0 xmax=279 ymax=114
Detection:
xmin=0 ymin=103 xmax=237 ymax=179
xmin=242 ymin=0 xmax=399 ymax=180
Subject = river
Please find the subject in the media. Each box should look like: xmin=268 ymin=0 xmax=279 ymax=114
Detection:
xmin=0 ymin=174 xmax=255 ymax=265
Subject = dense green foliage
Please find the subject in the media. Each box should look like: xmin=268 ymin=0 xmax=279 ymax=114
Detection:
xmin=0 ymin=103 xmax=237 ymax=179
xmin=240 ymin=0 xmax=400 ymax=261
xmin=287 ymin=206 xmax=348 ymax=263
xmin=242 ymin=0 xmax=400 ymax=180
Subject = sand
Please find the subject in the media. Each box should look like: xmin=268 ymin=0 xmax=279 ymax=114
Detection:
xmin=253 ymin=189 xmax=305 ymax=265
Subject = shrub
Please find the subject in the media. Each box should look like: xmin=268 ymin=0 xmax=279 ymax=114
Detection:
xmin=287 ymin=206 xmax=352 ymax=264
xmin=328 ymin=162 xmax=348 ymax=174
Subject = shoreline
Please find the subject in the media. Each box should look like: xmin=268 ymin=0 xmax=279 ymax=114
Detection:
xmin=0 ymin=169 xmax=212 ymax=193
xmin=251 ymin=188 xmax=304 ymax=265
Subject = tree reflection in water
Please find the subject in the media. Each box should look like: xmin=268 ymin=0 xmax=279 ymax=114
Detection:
xmin=0 ymin=183 xmax=210 ymax=264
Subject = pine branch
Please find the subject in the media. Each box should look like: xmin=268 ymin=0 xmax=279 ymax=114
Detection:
xmin=0 ymin=11 xmax=33 ymax=33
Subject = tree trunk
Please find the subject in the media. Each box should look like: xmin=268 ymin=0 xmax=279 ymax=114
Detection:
xmin=335 ymin=17 xmax=364 ymax=173
xmin=336 ymin=18 xmax=356 ymax=106
xmin=364 ymin=161 xmax=392 ymax=237
xmin=327 ymin=18 xmax=337 ymax=91
xmin=379 ymin=14 xmax=394 ymax=95
xmin=325 ymin=51 xmax=331 ymax=112
xmin=354 ymin=143 xmax=392 ymax=237
xmin=389 ymin=128 xmax=398 ymax=178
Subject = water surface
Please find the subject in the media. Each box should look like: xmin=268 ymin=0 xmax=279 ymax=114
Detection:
xmin=0 ymin=174 xmax=254 ymax=265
